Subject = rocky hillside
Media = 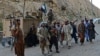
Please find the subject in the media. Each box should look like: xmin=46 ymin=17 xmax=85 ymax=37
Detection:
xmin=0 ymin=0 xmax=100 ymax=21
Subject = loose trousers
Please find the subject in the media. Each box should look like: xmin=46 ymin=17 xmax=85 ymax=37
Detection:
xmin=65 ymin=33 xmax=72 ymax=46
xmin=49 ymin=36 xmax=59 ymax=51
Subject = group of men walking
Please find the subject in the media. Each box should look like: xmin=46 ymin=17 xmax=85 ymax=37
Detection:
xmin=36 ymin=18 xmax=97 ymax=55
xmin=10 ymin=18 xmax=97 ymax=56
xmin=78 ymin=19 xmax=97 ymax=45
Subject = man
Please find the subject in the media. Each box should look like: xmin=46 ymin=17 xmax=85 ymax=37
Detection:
xmin=70 ymin=22 xmax=78 ymax=44
xmin=49 ymin=22 xmax=60 ymax=53
xmin=84 ymin=20 xmax=89 ymax=42
xmin=37 ymin=23 xmax=50 ymax=55
xmin=48 ymin=9 xmax=54 ymax=24
xmin=61 ymin=24 xmax=65 ymax=46
xmin=78 ymin=20 xmax=85 ymax=45
xmin=61 ymin=21 xmax=73 ymax=49
xmin=11 ymin=19 xmax=25 ymax=56
xmin=25 ymin=23 xmax=39 ymax=47
xmin=55 ymin=22 xmax=62 ymax=41
xmin=88 ymin=19 xmax=96 ymax=43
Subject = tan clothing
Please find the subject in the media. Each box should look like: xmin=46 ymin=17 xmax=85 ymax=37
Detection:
xmin=37 ymin=27 xmax=50 ymax=45
xmin=37 ymin=27 xmax=50 ymax=54
xmin=62 ymin=24 xmax=73 ymax=46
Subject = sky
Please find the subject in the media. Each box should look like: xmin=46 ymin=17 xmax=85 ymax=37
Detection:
xmin=90 ymin=0 xmax=100 ymax=9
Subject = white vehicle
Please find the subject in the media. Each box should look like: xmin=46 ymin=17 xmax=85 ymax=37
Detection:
xmin=93 ymin=18 xmax=100 ymax=24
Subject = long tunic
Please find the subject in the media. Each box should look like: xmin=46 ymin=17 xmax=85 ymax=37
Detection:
xmin=25 ymin=26 xmax=39 ymax=47
xmin=78 ymin=23 xmax=85 ymax=43
xmin=55 ymin=25 xmax=62 ymax=40
xmin=12 ymin=28 xmax=24 ymax=56
xmin=61 ymin=24 xmax=73 ymax=40
xmin=71 ymin=24 xmax=77 ymax=38
xmin=61 ymin=24 xmax=73 ymax=46
xmin=88 ymin=23 xmax=95 ymax=40
xmin=50 ymin=27 xmax=58 ymax=42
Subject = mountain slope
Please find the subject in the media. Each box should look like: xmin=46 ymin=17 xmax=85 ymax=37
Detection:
xmin=0 ymin=0 xmax=100 ymax=20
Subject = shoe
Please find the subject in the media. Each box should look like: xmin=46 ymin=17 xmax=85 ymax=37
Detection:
xmin=61 ymin=45 xmax=64 ymax=48
xmin=87 ymin=39 xmax=89 ymax=42
xmin=42 ymin=53 xmax=46 ymax=56
xmin=68 ymin=46 xmax=71 ymax=49
xmin=60 ymin=41 xmax=63 ymax=46
xmin=56 ymin=51 xmax=60 ymax=53
xmin=50 ymin=50 xmax=52 ymax=52
xmin=42 ymin=51 xmax=45 ymax=55
xmin=75 ymin=41 xmax=78 ymax=44
xmin=81 ymin=43 xmax=83 ymax=46
xmin=90 ymin=41 xmax=93 ymax=44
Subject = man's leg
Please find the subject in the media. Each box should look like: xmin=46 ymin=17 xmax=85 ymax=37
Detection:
xmin=89 ymin=37 xmax=92 ymax=43
xmin=49 ymin=40 xmax=53 ymax=52
xmin=40 ymin=43 xmax=45 ymax=55
xmin=85 ymin=31 xmax=90 ymax=42
xmin=54 ymin=41 xmax=59 ymax=53
xmin=46 ymin=45 xmax=50 ymax=54
xmin=73 ymin=35 xmax=78 ymax=44
xmin=67 ymin=35 xmax=72 ymax=49
xmin=42 ymin=46 xmax=45 ymax=54
xmin=60 ymin=33 xmax=64 ymax=46
xmin=65 ymin=35 xmax=68 ymax=45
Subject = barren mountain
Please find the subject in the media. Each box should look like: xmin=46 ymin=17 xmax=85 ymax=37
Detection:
xmin=0 ymin=0 xmax=100 ymax=21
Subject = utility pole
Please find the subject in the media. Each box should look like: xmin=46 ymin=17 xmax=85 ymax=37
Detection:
xmin=91 ymin=0 xmax=93 ymax=17
xmin=79 ymin=0 xmax=81 ymax=19
xmin=0 ymin=0 xmax=5 ymax=18
xmin=23 ymin=0 xmax=26 ymax=19
xmin=2 ymin=8 xmax=4 ymax=18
